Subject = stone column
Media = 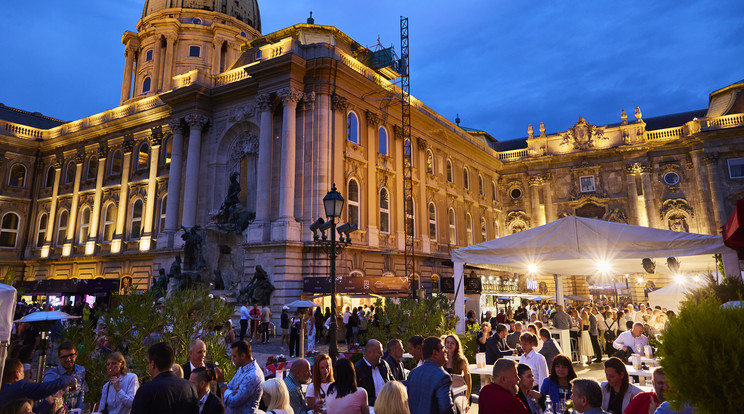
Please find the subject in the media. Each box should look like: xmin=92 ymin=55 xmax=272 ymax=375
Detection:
xmin=393 ymin=126 xmax=405 ymax=250
xmin=690 ymin=150 xmax=714 ymax=234
xmin=315 ymin=93 xmax=331 ymax=222
xmin=161 ymin=34 xmax=177 ymax=92
xmin=112 ymin=138 xmax=134 ymax=254
xmin=624 ymin=168 xmax=642 ymax=226
xmin=528 ymin=176 xmax=544 ymax=227
xmin=120 ymin=44 xmax=136 ymax=103
xmin=640 ymin=168 xmax=659 ymax=228
xmin=366 ymin=110 xmax=380 ymax=247
xmin=272 ymin=87 xmax=303 ymax=241
xmin=417 ymin=137 xmax=429 ymax=251
xmin=160 ymin=119 xmax=185 ymax=248
xmin=86 ymin=145 xmax=108 ymax=255
xmin=247 ymin=94 xmax=274 ymax=242
xmin=63 ymin=151 xmax=85 ymax=256
xmin=42 ymin=157 xmax=63 ymax=258
xmin=151 ymin=36 xmax=163 ymax=92
xmin=212 ymin=39 xmax=222 ymax=76
xmin=331 ymin=94 xmax=348 ymax=197
xmin=543 ymin=177 xmax=555 ymax=223
xmin=181 ymin=115 xmax=209 ymax=228
xmin=704 ymin=153 xmax=725 ymax=233
xmin=140 ymin=127 xmax=162 ymax=251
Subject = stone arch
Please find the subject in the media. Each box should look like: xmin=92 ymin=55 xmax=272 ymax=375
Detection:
xmin=660 ymin=199 xmax=694 ymax=232
xmin=214 ymin=121 xmax=260 ymax=213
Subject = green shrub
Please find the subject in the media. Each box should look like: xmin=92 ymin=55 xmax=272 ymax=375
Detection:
xmin=657 ymin=293 xmax=744 ymax=413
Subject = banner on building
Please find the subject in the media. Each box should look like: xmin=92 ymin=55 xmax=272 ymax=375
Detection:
xmin=303 ymin=276 xmax=411 ymax=295
xmin=441 ymin=276 xmax=482 ymax=294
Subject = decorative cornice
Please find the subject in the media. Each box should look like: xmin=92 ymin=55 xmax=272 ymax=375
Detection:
xmin=302 ymin=92 xmax=316 ymax=111
xmin=97 ymin=144 xmax=109 ymax=159
xmin=366 ymin=110 xmax=381 ymax=127
xmin=149 ymin=126 xmax=164 ymax=146
xmin=74 ymin=150 xmax=86 ymax=164
xmin=228 ymin=104 xmax=256 ymax=122
xmin=624 ymin=162 xmax=652 ymax=175
xmin=331 ymin=94 xmax=348 ymax=112
xmin=393 ymin=125 xmax=403 ymax=140
xmin=660 ymin=199 xmax=694 ymax=219
xmin=255 ymin=94 xmax=274 ymax=112
xmin=122 ymin=135 xmax=136 ymax=153
xmin=278 ymin=87 xmax=304 ymax=106
xmin=185 ymin=114 xmax=210 ymax=130
xmin=416 ymin=137 xmax=427 ymax=151
xmin=702 ymin=153 xmax=719 ymax=166
xmin=54 ymin=156 xmax=64 ymax=169
xmin=168 ymin=118 xmax=186 ymax=135
xmin=527 ymin=175 xmax=547 ymax=186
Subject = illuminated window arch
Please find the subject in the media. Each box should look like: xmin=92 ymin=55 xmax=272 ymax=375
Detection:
xmin=426 ymin=149 xmax=434 ymax=175
xmin=36 ymin=213 xmax=48 ymax=248
xmin=44 ymin=166 xmax=55 ymax=188
xmin=0 ymin=212 xmax=20 ymax=248
xmin=446 ymin=159 xmax=453 ymax=183
xmin=480 ymin=216 xmax=487 ymax=242
xmin=428 ymin=202 xmax=437 ymax=241
xmin=478 ymin=175 xmax=484 ymax=196
xmin=405 ymin=196 xmax=415 ymax=236
xmin=465 ymin=213 xmax=473 ymax=246
xmin=350 ymin=270 xmax=364 ymax=278
xmin=463 ymin=167 xmax=470 ymax=190
xmin=448 ymin=208 xmax=456 ymax=245
xmin=492 ymin=181 xmax=497 ymax=201
xmin=8 ymin=164 xmax=26 ymax=188
xmin=78 ymin=207 xmax=90 ymax=244
xmin=347 ymin=111 xmax=359 ymax=144
xmin=137 ymin=143 xmax=149 ymax=170
xmin=142 ymin=77 xmax=152 ymax=94
xmin=158 ymin=195 xmax=168 ymax=233
xmin=380 ymin=188 xmax=390 ymax=234
xmin=64 ymin=161 xmax=76 ymax=184
xmin=102 ymin=203 xmax=116 ymax=242
xmin=109 ymin=150 xmax=123 ymax=176
xmin=378 ymin=127 xmax=388 ymax=155
xmin=130 ymin=199 xmax=143 ymax=239
xmin=85 ymin=156 xmax=97 ymax=180
xmin=164 ymin=136 xmax=172 ymax=164
xmin=347 ymin=178 xmax=360 ymax=227
xmin=56 ymin=210 xmax=69 ymax=246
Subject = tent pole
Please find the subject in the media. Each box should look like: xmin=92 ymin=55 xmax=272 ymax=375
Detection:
xmin=554 ymin=274 xmax=564 ymax=307
xmin=454 ymin=261 xmax=465 ymax=334
xmin=722 ymin=251 xmax=741 ymax=281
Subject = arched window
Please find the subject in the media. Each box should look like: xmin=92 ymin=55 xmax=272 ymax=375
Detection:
xmin=480 ymin=217 xmax=487 ymax=242
xmin=8 ymin=164 xmax=26 ymax=187
xmin=466 ymin=213 xmax=473 ymax=246
xmin=463 ymin=167 xmax=470 ymax=190
xmin=158 ymin=195 xmax=168 ymax=233
xmin=428 ymin=203 xmax=437 ymax=241
xmin=350 ymin=271 xmax=364 ymax=278
xmin=479 ymin=175 xmax=484 ymax=195
xmin=347 ymin=179 xmax=360 ymax=227
xmin=404 ymin=138 xmax=413 ymax=167
xmin=64 ymin=161 xmax=76 ymax=184
xmin=0 ymin=212 xmax=20 ymax=248
xmin=347 ymin=111 xmax=359 ymax=144
xmin=56 ymin=210 xmax=69 ymax=246
xmin=492 ymin=182 xmax=497 ymax=201
xmin=426 ymin=150 xmax=434 ymax=175
xmin=102 ymin=203 xmax=116 ymax=242
xmin=36 ymin=213 xmax=48 ymax=248
xmin=85 ymin=156 xmax=97 ymax=180
xmin=164 ymin=136 xmax=172 ymax=164
xmin=130 ymin=199 xmax=143 ymax=239
xmin=142 ymin=77 xmax=151 ymax=94
xmin=110 ymin=150 xmax=123 ymax=175
xmin=44 ymin=166 xmax=55 ymax=188
xmin=378 ymin=127 xmax=388 ymax=155
xmin=379 ymin=188 xmax=390 ymax=234
xmin=78 ymin=207 xmax=90 ymax=244
xmin=446 ymin=160 xmax=453 ymax=183
xmin=448 ymin=208 xmax=456 ymax=245
xmin=137 ymin=143 xmax=149 ymax=170
xmin=405 ymin=196 xmax=415 ymax=236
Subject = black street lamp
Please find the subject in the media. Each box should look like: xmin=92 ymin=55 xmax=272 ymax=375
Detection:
xmin=310 ymin=184 xmax=357 ymax=360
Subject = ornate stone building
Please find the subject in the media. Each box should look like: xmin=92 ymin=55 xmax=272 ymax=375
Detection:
xmin=1 ymin=0 xmax=743 ymax=314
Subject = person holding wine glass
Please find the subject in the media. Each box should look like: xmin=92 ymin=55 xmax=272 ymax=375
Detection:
xmin=306 ymin=353 xmax=334 ymax=413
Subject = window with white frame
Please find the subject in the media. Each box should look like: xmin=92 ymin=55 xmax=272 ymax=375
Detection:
xmin=426 ymin=149 xmax=434 ymax=175
xmin=56 ymin=210 xmax=69 ymax=246
xmin=102 ymin=203 xmax=116 ymax=242
xmin=36 ymin=213 xmax=48 ymax=248
xmin=464 ymin=167 xmax=470 ymax=190
xmin=159 ymin=195 xmax=167 ymax=233
xmin=64 ymin=161 xmax=76 ymax=184
xmin=348 ymin=179 xmax=360 ymax=227
xmin=378 ymin=127 xmax=388 ymax=155
xmin=347 ymin=112 xmax=359 ymax=144
xmin=130 ymin=199 xmax=143 ymax=239
xmin=137 ymin=143 xmax=149 ymax=170
xmin=0 ymin=212 xmax=20 ymax=248
xmin=480 ymin=217 xmax=487 ymax=242
xmin=428 ymin=203 xmax=437 ymax=241
xmin=85 ymin=157 xmax=97 ymax=180
xmin=110 ymin=150 xmax=123 ymax=175
xmin=728 ymin=158 xmax=744 ymax=179
xmin=466 ymin=213 xmax=473 ymax=246
xmin=8 ymin=164 xmax=26 ymax=188
xmin=448 ymin=208 xmax=456 ymax=245
xmin=446 ymin=160 xmax=453 ymax=183
xmin=78 ymin=207 xmax=90 ymax=244
xmin=380 ymin=188 xmax=390 ymax=234
xmin=405 ymin=196 xmax=415 ymax=236
xmin=142 ymin=77 xmax=151 ymax=94
xmin=479 ymin=175 xmax=484 ymax=195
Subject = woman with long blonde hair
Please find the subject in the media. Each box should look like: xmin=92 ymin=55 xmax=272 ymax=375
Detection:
xmin=374 ymin=381 xmax=410 ymax=414
xmin=262 ymin=378 xmax=294 ymax=414
xmin=443 ymin=334 xmax=471 ymax=400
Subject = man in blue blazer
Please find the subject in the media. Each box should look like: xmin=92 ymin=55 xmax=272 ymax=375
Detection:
xmin=406 ymin=336 xmax=455 ymax=414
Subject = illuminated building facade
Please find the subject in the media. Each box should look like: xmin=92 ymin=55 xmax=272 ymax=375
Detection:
xmin=1 ymin=0 xmax=743 ymax=313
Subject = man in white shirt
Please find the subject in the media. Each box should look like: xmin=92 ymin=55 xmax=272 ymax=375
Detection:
xmin=239 ymin=302 xmax=250 ymax=341
xmin=634 ymin=304 xmax=647 ymax=323
xmin=354 ymin=339 xmax=392 ymax=406
xmin=613 ymin=323 xmax=649 ymax=354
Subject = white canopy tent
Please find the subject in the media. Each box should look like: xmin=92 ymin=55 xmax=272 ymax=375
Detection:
xmin=451 ymin=216 xmax=740 ymax=333
xmin=647 ymin=282 xmax=696 ymax=313
xmin=0 ymin=283 xmax=17 ymax=392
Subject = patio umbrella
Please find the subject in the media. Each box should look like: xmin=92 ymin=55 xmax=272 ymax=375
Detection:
xmin=284 ymin=301 xmax=320 ymax=357
xmin=15 ymin=311 xmax=80 ymax=382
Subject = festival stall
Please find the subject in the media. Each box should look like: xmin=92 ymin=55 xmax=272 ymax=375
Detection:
xmin=451 ymin=215 xmax=740 ymax=333
xmin=0 ymin=283 xmax=17 ymax=392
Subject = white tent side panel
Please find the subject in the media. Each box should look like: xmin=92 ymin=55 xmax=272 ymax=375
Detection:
xmin=0 ymin=283 xmax=16 ymax=341
xmin=647 ymin=283 xmax=694 ymax=313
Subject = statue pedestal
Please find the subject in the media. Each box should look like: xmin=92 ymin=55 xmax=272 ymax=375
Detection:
xmin=271 ymin=219 xmax=301 ymax=242
xmin=246 ymin=221 xmax=269 ymax=243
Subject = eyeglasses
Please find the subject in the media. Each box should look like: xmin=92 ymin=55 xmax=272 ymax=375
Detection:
xmin=59 ymin=352 xmax=78 ymax=360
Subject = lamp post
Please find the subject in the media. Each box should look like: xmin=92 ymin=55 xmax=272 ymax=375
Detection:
xmin=310 ymin=184 xmax=357 ymax=360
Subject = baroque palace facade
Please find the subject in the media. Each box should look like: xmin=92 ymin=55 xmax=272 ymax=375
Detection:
xmin=1 ymin=0 xmax=744 ymax=312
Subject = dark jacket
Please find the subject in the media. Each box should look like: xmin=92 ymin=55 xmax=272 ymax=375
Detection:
xmin=538 ymin=338 xmax=562 ymax=368
xmin=202 ymin=391 xmax=226 ymax=414
xmin=485 ymin=334 xmax=514 ymax=365
xmin=181 ymin=362 xmax=221 ymax=398
xmin=131 ymin=370 xmax=199 ymax=414
xmin=0 ymin=376 xmax=75 ymax=408
xmin=353 ymin=357 xmax=393 ymax=406
xmin=507 ymin=330 xmax=523 ymax=349
xmin=383 ymin=354 xmax=406 ymax=381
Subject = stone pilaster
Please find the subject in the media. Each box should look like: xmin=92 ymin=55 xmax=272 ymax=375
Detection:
xmin=160 ymin=119 xmax=186 ymax=248
xmin=247 ymin=94 xmax=274 ymax=243
xmin=272 ymin=87 xmax=303 ymax=241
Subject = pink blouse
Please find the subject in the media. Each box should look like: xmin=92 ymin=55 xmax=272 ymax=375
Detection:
xmin=325 ymin=387 xmax=368 ymax=414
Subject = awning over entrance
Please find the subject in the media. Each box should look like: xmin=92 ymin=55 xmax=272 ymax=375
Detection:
xmin=13 ymin=279 xmax=120 ymax=295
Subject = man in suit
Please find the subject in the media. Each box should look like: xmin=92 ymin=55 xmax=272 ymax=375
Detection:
xmin=131 ymin=342 xmax=199 ymax=414
xmin=406 ymin=336 xmax=455 ymax=414
xmin=485 ymin=323 xmax=516 ymax=364
xmin=354 ymin=339 xmax=393 ymax=406
xmin=538 ymin=328 xmax=563 ymax=368
xmin=506 ymin=322 xmax=523 ymax=349
xmin=189 ymin=367 xmax=225 ymax=414
xmin=182 ymin=339 xmax=221 ymax=398
xmin=383 ymin=338 xmax=406 ymax=381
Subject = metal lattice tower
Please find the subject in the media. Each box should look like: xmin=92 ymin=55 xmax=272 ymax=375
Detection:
xmin=401 ymin=16 xmax=415 ymax=298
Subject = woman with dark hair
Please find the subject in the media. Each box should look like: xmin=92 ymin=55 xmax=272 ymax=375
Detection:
xmin=517 ymin=363 xmax=545 ymax=414
xmin=539 ymin=354 xmax=576 ymax=409
xmin=601 ymin=357 xmax=642 ymax=414
xmin=325 ymin=359 xmax=369 ymax=414
xmin=0 ymin=398 xmax=33 ymax=414
xmin=443 ymin=335 xmax=471 ymax=399
xmin=306 ymin=353 xmax=334 ymax=410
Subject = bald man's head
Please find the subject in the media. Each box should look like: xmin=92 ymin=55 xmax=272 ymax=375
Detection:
xmin=189 ymin=339 xmax=206 ymax=367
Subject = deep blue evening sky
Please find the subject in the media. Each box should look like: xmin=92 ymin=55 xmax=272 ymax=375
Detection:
xmin=3 ymin=0 xmax=743 ymax=140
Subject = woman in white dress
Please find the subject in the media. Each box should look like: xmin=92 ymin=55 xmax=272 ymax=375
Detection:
xmin=579 ymin=309 xmax=594 ymax=365
xmin=306 ymin=309 xmax=316 ymax=354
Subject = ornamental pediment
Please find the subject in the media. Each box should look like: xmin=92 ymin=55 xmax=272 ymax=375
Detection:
xmin=559 ymin=117 xmax=606 ymax=151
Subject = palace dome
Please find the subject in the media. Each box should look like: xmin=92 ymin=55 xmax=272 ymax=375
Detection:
xmin=142 ymin=0 xmax=261 ymax=32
